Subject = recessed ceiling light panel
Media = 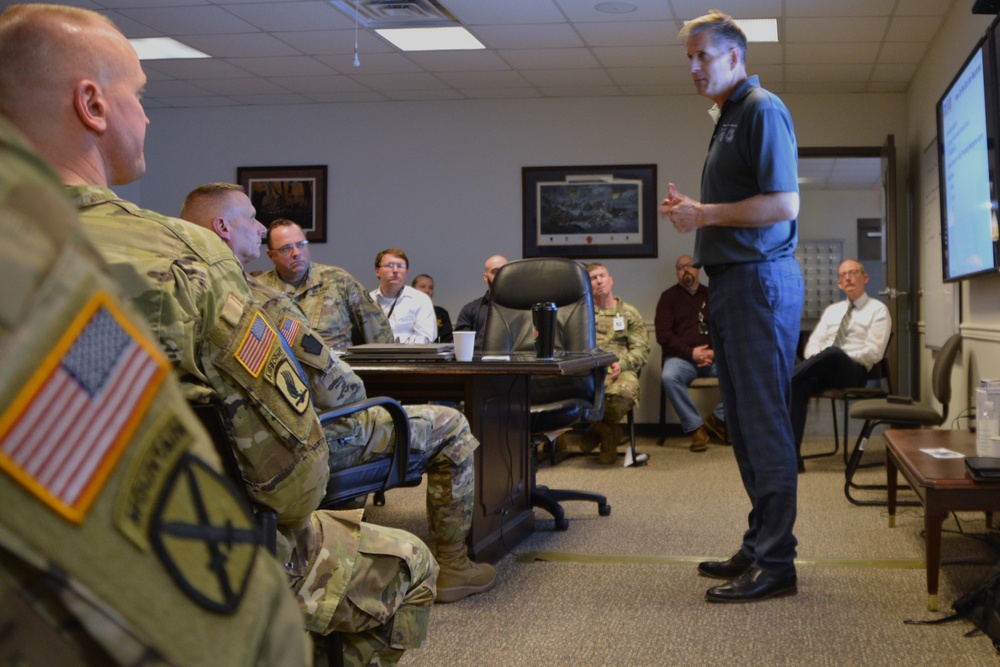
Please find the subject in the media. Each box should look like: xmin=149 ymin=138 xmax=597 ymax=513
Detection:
xmin=682 ymin=17 xmax=779 ymax=43
xmin=375 ymin=26 xmax=485 ymax=51
xmin=129 ymin=37 xmax=209 ymax=60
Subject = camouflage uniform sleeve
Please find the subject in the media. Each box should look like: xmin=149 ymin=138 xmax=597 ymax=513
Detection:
xmin=346 ymin=273 xmax=394 ymax=345
xmin=74 ymin=198 xmax=329 ymax=540
xmin=0 ymin=121 xmax=310 ymax=666
xmin=250 ymin=277 xmax=368 ymax=409
xmin=621 ymin=302 xmax=650 ymax=373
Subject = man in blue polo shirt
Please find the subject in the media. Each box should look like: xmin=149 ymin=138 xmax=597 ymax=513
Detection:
xmin=662 ymin=10 xmax=804 ymax=603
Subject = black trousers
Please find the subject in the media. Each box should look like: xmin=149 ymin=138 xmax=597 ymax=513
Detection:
xmin=791 ymin=347 xmax=868 ymax=453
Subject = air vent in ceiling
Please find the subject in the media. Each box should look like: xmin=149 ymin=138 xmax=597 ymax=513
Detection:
xmin=329 ymin=0 xmax=459 ymax=29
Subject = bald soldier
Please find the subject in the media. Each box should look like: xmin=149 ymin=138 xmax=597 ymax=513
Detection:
xmin=0 ymin=5 xmax=436 ymax=664
xmin=181 ymin=182 xmax=496 ymax=603
xmin=0 ymin=116 xmax=310 ymax=664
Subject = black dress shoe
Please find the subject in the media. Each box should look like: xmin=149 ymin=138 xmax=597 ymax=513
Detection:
xmin=697 ymin=550 xmax=753 ymax=579
xmin=705 ymin=568 xmax=797 ymax=603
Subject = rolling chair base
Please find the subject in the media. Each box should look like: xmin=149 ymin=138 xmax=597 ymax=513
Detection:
xmin=532 ymin=486 xmax=611 ymax=531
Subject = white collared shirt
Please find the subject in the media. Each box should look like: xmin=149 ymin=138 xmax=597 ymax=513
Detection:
xmin=370 ymin=284 xmax=438 ymax=344
xmin=804 ymin=292 xmax=891 ymax=370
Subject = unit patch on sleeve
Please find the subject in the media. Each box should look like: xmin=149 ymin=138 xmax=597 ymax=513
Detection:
xmin=0 ymin=292 xmax=168 ymax=523
xmin=234 ymin=312 xmax=276 ymax=378
xmin=149 ymin=453 xmax=258 ymax=614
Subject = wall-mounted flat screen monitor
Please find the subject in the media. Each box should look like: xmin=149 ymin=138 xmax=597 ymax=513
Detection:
xmin=936 ymin=29 xmax=1000 ymax=282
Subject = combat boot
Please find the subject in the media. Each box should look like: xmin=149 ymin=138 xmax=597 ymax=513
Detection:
xmin=592 ymin=422 xmax=621 ymax=464
xmin=435 ymin=542 xmax=496 ymax=603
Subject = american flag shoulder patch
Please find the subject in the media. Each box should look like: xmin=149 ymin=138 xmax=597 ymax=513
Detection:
xmin=0 ymin=292 xmax=169 ymax=524
xmin=279 ymin=315 xmax=302 ymax=346
xmin=235 ymin=311 xmax=276 ymax=378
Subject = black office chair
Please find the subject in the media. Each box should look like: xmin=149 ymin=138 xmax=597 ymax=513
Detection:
xmin=808 ymin=340 xmax=893 ymax=463
xmin=843 ymin=333 xmax=962 ymax=506
xmin=315 ymin=397 xmax=425 ymax=510
xmin=482 ymin=257 xmax=611 ymax=530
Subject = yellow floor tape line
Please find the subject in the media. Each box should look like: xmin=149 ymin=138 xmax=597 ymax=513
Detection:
xmin=517 ymin=551 xmax=925 ymax=569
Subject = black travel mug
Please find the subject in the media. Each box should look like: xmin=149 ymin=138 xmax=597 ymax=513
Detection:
xmin=531 ymin=302 xmax=557 ymax=359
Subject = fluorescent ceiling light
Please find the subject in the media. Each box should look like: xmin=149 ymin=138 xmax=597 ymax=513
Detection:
xmin=129 ymin=37 xmax=210 ymax=60
xmin=683 ymin=18 xmax=779 ymax=43
xmin=375 ymin=26 xmax=485 ymax=52
xmin=738 ymin=18 xmax=778 ymax=43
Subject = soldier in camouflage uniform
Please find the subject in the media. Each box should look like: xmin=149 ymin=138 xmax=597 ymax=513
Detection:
xmin=584 ymin=262 xmax=650 ymax=463
xmin=0 ymin=6 xmax=436 ymax=664
xmin=181 ymin=183 xmax=497 ymax=603
xmin=0 ymin=115 xmax=310 ymax=665
xmin=253 ymin=218 xmax=394 ymax=350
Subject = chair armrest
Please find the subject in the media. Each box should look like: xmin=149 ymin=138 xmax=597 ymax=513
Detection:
xmin=316 ymin=396 xmax=411 ymax=492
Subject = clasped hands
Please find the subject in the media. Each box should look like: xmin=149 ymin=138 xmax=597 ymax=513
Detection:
xmin=692 ymin=344 xmax=714 ymax=367
xmin=661 ymin=183 xmax=703 ymax=233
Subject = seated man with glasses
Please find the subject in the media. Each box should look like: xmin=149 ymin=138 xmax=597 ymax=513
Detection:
xmin=370 ymin=248 xmax=438 ymax=344
xmin=791 ymin=259 xmax=890 ymax=472
xmin=253 ymin=219 xmax=394 ymax=350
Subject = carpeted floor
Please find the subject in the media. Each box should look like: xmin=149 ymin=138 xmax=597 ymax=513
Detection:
xmin=364 ymin=401 xmax=1000 ymax=666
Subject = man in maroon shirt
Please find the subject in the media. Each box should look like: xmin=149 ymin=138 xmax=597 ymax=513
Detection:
xmin=655 ymin=254 xmax=727 ymax=451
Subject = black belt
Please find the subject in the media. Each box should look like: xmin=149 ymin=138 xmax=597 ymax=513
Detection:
xmin=704 ymin=263 xmax=738 ymax=278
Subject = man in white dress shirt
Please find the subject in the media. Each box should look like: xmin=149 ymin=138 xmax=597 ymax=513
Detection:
xmin=371 ymin=248 xmax=438 ymax=344
xmin=792 ymin=259 xmax=890 ymax=471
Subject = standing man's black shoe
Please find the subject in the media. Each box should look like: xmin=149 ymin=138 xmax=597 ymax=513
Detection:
xmin=697 ymin=550 xmax=752 ymax=579
xmin=705 ymin=568 xmax=797 ymax=603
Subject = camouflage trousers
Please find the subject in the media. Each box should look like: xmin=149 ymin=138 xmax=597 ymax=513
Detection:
xmin=295 ymin=511 xmax=438 ymax=666
xmin=326 ymin=404 xmax=479 ymax=547
xmin=603 ymin=369 xmax=640 ymax=424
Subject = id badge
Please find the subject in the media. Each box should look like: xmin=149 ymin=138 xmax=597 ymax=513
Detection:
xmin=613 ymin=315 xmax=625 ymax=331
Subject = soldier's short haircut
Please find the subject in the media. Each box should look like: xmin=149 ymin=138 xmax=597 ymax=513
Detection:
xmin=411 ymin=274 xmax=432 ymax=286
xmin=180 ymin=182 xmax=243 ymax=221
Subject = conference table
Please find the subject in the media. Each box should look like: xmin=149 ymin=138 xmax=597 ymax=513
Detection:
xmin=345 ymin=351 xmax=617 ymax=562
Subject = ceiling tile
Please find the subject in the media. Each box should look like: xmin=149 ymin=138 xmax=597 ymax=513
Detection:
xmin=180 ymin=32 xmax=303 ymax=58
xmin=10 ymin=0 xmax=946 ymax=111
xmin=785 ymin=17 xmax=889 ymax=43
xmin=114 ymin=5 xmax=259 ymax=35
xmin=224 ymin=1 xmax=353 ymax=32
xmin=500 ymin=48 xmax=602 ymax=70
xmin=226 ymin=56 xmax=336 ymax=77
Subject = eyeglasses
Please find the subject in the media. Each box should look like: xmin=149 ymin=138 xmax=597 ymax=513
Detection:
xmin=272 ymin=240 xmax=309 ymax=256
xmin=379 ymin=262 xmax=408 ymax=270
xmin=677 ymin=263 xmax=695 ymax=271
xmin=838 ymin=269 xmax=863 ymax=280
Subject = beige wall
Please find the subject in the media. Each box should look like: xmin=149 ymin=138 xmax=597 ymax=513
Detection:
xmin=907 ymin=5 xmax=1000 ymax=422
xmin=136 ymin=54 xmax=913 ymax=424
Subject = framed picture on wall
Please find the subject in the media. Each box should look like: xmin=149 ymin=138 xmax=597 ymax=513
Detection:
xmin=237 ymin=165 xmax=328 ymax=243
xmin=522 ymin=164 xmax=657 ymax=259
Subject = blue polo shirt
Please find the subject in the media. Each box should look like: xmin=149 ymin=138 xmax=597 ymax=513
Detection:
xmin=694 ymin=75 xmax=799 ymax=268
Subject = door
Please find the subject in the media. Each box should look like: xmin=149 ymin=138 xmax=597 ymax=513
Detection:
xmin=798 ymin=136 xmax=905 ymax=392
